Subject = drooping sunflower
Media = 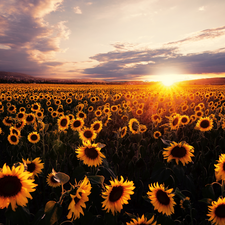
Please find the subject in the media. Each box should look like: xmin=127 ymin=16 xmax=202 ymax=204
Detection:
xmin=27 ymin=131 xmax=40 ymax=144
xmin=22 ymin=157 xmax=44 ymax=177
xmin=207 ymin=197 xmax=225 ymax=225
xmin=57 ymin=115 xmax=70 ymax=131
xmin=195 ymin=117 xmax=213 ymax=132
xmin=46 ymin=171 xmax=61 ymax=188
xmin=102 ymin=176 xmax=135 ymax=215
xmin=147 ymin=182 xmax=176 ymax=216
xmin=151 ymin=114 xmax=162 ymax=123
xmin=140 ymin=124 xmax=147 ymax=133
xmin=70 ymin=118 xmax=84 ymax=131
xmin=214 ymin=154 xmax=225 ymax=181
xmin=7 ymin=133 xmax=19 ymax=145
xmin=0 ymin=163 xmax=37 ymax=211
xmin=2 ymin=116 xmax=14 ymax=126
xmin=15 ymin=120 xmax=26 ymax=130
xmin=128 ymin=118 xmax=140 ymax=134
xmin=126 ymin=214 xmax=158 ymax=225
xmin=91 ymin=120 xmax=103 ymax=133
xmin=163 ymin=141 xmax=194 ymax=166
xmin=9 ymin=127 xmax=21 ymax=137
xmin=75 ymin=141 xmax=105 ymax=167
xmin=67 ymin=176 xmax=92 ymax=221
xmin=79 ymin=127 xmax=97 ymax=142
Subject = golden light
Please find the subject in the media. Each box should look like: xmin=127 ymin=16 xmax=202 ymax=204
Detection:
xmin=159 ymin=74 xmax=180 ymax=87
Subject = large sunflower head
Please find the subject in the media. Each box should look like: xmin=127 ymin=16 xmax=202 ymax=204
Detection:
xmin=57 ymin=115 xmax=70 ymax=131
xmin=214 ymin=154 xmax=225 ymax=181
xmin=163 ymin=141 xmax=194 ymax=166
xmin=27 ymin=131 xmax=40 ymax=144
xmin=25 ymin=113 xmax=36 ymax=125
xmin=147 ymin=182 xmax=176 ymax=216
xmin=22 ymin=157 xmax=44 ymax=177
xmin=128 ymin=118 xmax=140 ymax=134
xmin=75 ymin=141 xmax=105 ymax=167
xmin=91 ymin=120 xmax=103 ymax=133
xmin=70 ymin=118 xmax=84 ymax=131
xmin=195 ymin=117 xmax=213 ymax=132
xmin=102 ymin=176 xmax=135 ymax=215
xmin=0 ymin=163 xmax=37 ymax=211
xmin=207 ymin=197 xmax=225 ymax=225
xmin=7 ymin=134 xmax=19 ymax=145
xmin=79 ymin=127 xmax=97 ymax=142
xmin=126 ymin=214 xmax=158 ymax=225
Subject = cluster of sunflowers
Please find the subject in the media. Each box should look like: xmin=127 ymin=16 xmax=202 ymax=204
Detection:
xmin=1 ymin=83 xmax=225 ymax=224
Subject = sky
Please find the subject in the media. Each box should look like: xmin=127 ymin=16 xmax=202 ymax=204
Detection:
xmin=0 ymin=0 xmax=225 ymax=82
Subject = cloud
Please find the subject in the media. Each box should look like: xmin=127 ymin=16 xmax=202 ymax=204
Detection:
xmin=0 ymin=0 xmax=70 ymax=75
xmin=84 ymin=35 xmax=225 ymax=80
xmin=167 ymin=25 xmax=225 ymax=45
xmin=74 ymin=6 xmax=82 ymax=14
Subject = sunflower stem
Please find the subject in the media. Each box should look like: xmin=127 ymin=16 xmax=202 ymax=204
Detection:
xmin=189 ymin=204 xmax=194 ymax=225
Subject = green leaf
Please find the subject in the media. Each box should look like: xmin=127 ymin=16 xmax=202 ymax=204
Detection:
xmin=87 ymin=175 xmax=105 ymax=186
xmin=54 ymin=172 xmax=70 ymax=184
xmin=44 ymin=201 xmax=56 ymax=214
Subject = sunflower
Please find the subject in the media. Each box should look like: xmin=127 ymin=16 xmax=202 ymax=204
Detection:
xmin=111 ymin=105 xmax=118 ymax=112
xmin=88 ymin=106 xmax=94 ymax=112
xmin=195 ymin=110 xmax=204 ymax=118
xmin=79 ymin=127 xmax=97 ymax=142
xmin=163 ymin=141 xmax=194 ymax=166
xmin=31 ymin=103 xmax=41 ymax=112
xmin=25 ymin=113 xmax=36 ymax=125
xmin=46 ymin=170 xmax=61 ymax=188
xmin=76 ymin=111 xmax=87 ymax=120
xmin=195 ymin=117 xmax=213 ymax=132
xmin=9 ymin=127 xmax=21 ymax=137
xmin=75 ymin=141 xmax=105 ymax=167
xmin=95 ymin=109 xmax=102 ymax=117
xmin=70 ymin=118 xmax=84 ymax=131
xmin=27 ymin=131 xmax=40 ymax=144
xmin=121 ymin=126 xmax=127 ymax=138
xmin=139 ymin=124 xmax=147 ymax=133
xmin=180 ymin=115 xmax=190 ymax=126
xmin=67 ymin=176 xmax=92 ymax=221
xmin=15 ymin=120 xmax=26 ymax=130
xmin=16 ymin=111 xmax=26 ymax=121
xmin=151 ymin=114 xmax=162 ymax=123
xmin=153 ymin=131 xmax=161 ymax=139
xmin=58 ymin=115 xmax=70 ymax=131
xmin=0 ymin=163 xmax=37 ymax=211
xmin=102 ymin=176 xmax=135 ymax=215
xmin=147 ymin=182 xmax=176 ymax=216
xmin=3 ymin=116 xmax=14 ymax=126
xmin=35 ymin=111 xmax=44 ymax=120
xmin=7 ymin=134 xmax=19 ymax=145
xmin=51 ymin=111 xmax=58 ymax=118
xmin=136 ymin=109 xmax=143 ymax=116
xmin=91 ymin=120 xmax=103 ymax=133
xmin=22 ymin=157 xmax=44 ymax=177
xmin=214 ymin=154 xmax=225 ymax=181
xmin=128 ymin=118 xmax=140 ymax=134
xmin=126 ymin=214 xmax=157 ymax=225
xmin=207 ymin=197 xmax=225 ymax=225
xmin=169 ymin=114 xmax=180 ymax=130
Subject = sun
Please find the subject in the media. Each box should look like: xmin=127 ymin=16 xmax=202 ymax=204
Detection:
xmin=159 ymin=75 xmax=179 ymax=87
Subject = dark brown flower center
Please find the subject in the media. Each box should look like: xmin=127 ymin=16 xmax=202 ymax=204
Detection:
xmin=181 ymin=117 xmax=188 ymax=123
xmin=156 ymin=189 xmax=170 ymax=205
xmin=215 ymin=204 xmax=225 ymax=218
xmin=84 ymin=147 xmax=98 ymax=159
xmin=83 ymin=130 xmax=93 ymax=139
xmin=60 ymin=118 xmax=68 ymax=127
xmin=27 ymin=162 xmax=36 ymax=173
xmin=200 ymin=119 xmax=210 ymax=129
xmin=172 ymin=117 xmax=179 ymax=126
xmin=0 ymin=175 xmax=22 ymax=197
xmin=121 ymin=128 xmax=126 ymax=136
xmin=31 ymin=134 xmax=38 ymax=141
xmin=109 ymin=186 xmax=124 ymax=202
xmin=78 ymin=112 xmax=85 ymax=118
xmin=93 ymin=123 xmax=100 ymax=131
xmin=73 ymin=120 xmax=81 ymax=128
xmin=10 ymin=135 xmax=18 ymax=143
xmin=18 ymin=113 xmax=24 ymax=118
xmin=33 ymin=105 xmax=38 ymax=110
xmin=171 ymin=146 xmax=187 ymax=158
xmin=26 ymin=115 xmax=34 ymax=122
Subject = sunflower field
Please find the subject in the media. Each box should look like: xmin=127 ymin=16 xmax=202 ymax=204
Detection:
xmin=1 ymin=82 xmax=225 ymax=225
